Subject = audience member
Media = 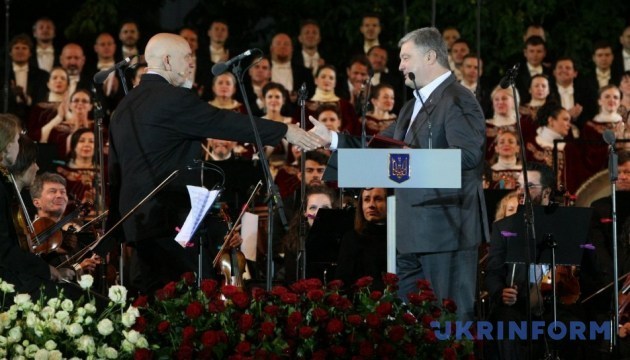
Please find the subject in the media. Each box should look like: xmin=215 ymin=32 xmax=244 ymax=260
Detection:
xmin=489 ymin=129 xmax=522 ymax=189
xmin=450 ymin=39 xmax=471 ymax=80
xmin=269 ymin=33 xmax=314 ymax=103
xmin=315 ymin=103 xmax=342 ymax=132
xmin=242 ymin=56 xmax=272 ymax=116
xmin=59 ymin=43 xmax=90 ymax=95
xmin=27 ymin=67 xmax=70 ymax=143
xmin=307 ymin=65 xmax=356 ymax=134
xmin=55 ymin=128 xmax=97 ymax=205
xmin=179 ymin=27 xmax=208 ymax=98
xmin=515 ymin=36 xmax=552 ymax=104
xmin=367 ymin=45 xmax=404 ymax=113
xmin=612 ymin=25 xmax=630 ymax=77
xmin=118 ymin=20 xmax=142 ymax=61
xmin=549 ymin=56 xmax=598 ymax=129
xmin=31 ymin=17 xmax=59 ymax=73
xmin=295 ymin=20 xmax=326 ymax=76
xmin=588 ymin=40 xmax=618 ymax=90
xmin=336 ymin=55 xmax=370 ymax=114
xmin=365 ymin=83 xmax=396 ymax=134
xmin=619 ymin=71 xmax=630 ymax=124
xmin=460 ymin=53 xmax=491 ymax=116
xmin=485 ymin=86 xmax=519 ymax=161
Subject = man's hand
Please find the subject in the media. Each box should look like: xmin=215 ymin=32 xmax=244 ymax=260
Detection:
xmin=502 ymin=285 xmax=518 ymax=306
xmin=308 ymin=116 xmax=333 ymax=147
xmin=285 ymin=124 xmax=326 ymax=151
xmin=567 ymin=104 xmax=583 ymax=119
xmin=50 ymin=266 xmax=76 ymax=282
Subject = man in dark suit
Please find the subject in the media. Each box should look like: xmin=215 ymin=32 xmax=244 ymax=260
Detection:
xmin=269 ymin=33 xmax=315 ymax=105
xmin=514 ymin=36 xmax=553 ymax=105
xmin=59 ymin=43 xmax=92 ymax=95
xmin=549 ymin=57 xmax=598 ymax=129
xmin=312 ymin=27 xmax=489 ymax=321
xmin=108 ymin=33 xmax=324 ymax=294
xmin=612 ymin=25 xmax=630 ymax=80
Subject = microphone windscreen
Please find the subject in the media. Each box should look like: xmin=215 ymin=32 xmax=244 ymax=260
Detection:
xmin=407 ymin=72 xmax=415 ymax=81
xmin=211 ymin=62 xmax=228 ymax=76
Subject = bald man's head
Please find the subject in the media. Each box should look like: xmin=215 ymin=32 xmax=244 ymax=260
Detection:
xmin=144 ymin=33 xmax=193 ymax=87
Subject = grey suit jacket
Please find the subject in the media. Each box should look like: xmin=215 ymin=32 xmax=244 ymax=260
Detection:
xmin=337 ymin=73 xmax=489 ymax=253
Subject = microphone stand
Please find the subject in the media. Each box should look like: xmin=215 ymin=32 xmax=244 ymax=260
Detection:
xmin=505 ymin=66 xmax=540 ymax=360
xmin=2 ymin=0 xmax=10 ymax=112
xmin=90 ymin=85 xmax=107 ymax=230
xmin=297 ymin=83 xmax=308 ymax=280
xmin=360 ymin=73 xmax=374 ymax=148
xmin=606 ymin=137 xmax=619 ymax=350
xmin=116 ymin=65 xmax=130 ymax=96
xmin=230 ymin=59 xmax=288 ymax=291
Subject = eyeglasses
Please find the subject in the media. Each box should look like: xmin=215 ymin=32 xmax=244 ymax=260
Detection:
xmin=71 ymin=99 xmax=91 ymax=104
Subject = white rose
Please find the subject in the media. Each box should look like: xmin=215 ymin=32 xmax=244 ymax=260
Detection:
xmin=0 ymin=312 xmax=11 ymax=328
xmin=40 ymin=306 xmax=55 ymax=320
xmin=34 ymin=349 xmax=50 ymax=360
xmin=14 ymin=293 xmax=32 ymax=309
xmin=25 ymin=344 xmax=39 ymax=357
xmin=48 ymin=319 xmax=64 ymax=333
xmin=0 ymin=335 xmax=7 ymax=347
xmin=124 ymin=329 xmax=141 ymax=344
xmin=121 ymin=312 xmax=136 ymax=327
xmin=13 ymin=343 xmax=24 ymax=354
xmin=136 ymin=336 xmax=148 ymax=348
xmin=45 ymin=339 xmax=57 ymax=350
xmin=105 ymin=347 xmax=118 ymax=359
xmin=66 ymin=323 xmax=83 ymax=337
xmin=61 ymin=299 xmax=74 ymax=312
xmin=8 ymin=305 xmax=18 ymax=319
xmin=48 ymin=350 xmax=63 ymax=360
xmin=0 ymin=281 xmax=15 ymax=293
xmin=78 ymin=275 xmax=94 ymax=290
xmin=32 ymin=303 xmax=41 ymax=312
xmin=97 ymin=319 xmax=114 ymax=336
xmin=47 ymin=298 xmax=61 ymax=309
xmin=76 ymin=335 xmax=96 ymax=354
xmin=8 ymin=326 xmax=22 ymax=343
xmin=121 ymin=339 xmax=134 ymax=352
xmin=54 ymin=310 xmax=69 ymax=323
xmin=126 ymin=305 xmax=140 ymax=317
xmin=26 ymin=312 xmax=37 ymax=328
xmin=34 ymin=320 xmax=45 ymax=337
xmin=73 ymin=315 xmax=84 ymax=324
xmin=0 ymin=349 xmax=5 ymax=358
xmin=76 ymin=307 xmax=87 ymax=317
xmin=84 ymin=315 xmax=93 ymax=325
xmin=108 ymin=285 xmax=128 ymax=304
xmin=84 ymin=303 xmax=97 ymax=314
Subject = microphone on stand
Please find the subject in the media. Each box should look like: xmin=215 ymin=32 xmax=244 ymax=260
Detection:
xmin=93 ymin=55 xmax=137 ymax=84
xmin=211 ymin=49 xmax=257 ymax=76
xmin=499 ymin=63 xmax=520 ymax=89
xmin=360 ymin=68 xmax=375 ymax=148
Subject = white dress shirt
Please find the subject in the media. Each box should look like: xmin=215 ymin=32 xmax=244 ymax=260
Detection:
xmin=557 ymin=84 xmax=574 ymax=110
xmin=36 ymin=45 xmax=54 ymax=72
xmin=271 ymin=61 xmax=293 ymax=92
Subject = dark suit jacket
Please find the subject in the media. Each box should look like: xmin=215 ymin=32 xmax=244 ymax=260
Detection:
xmin=336 ymin=73 xmax=490 ymax=253
xmin=549 ymin=77 xmax=598 ymax=129
xmin=612 ymin=48 xmax=628 ymax=84
xmin=514 ymin=61 xmax=553 ymax=105
xmin=1 ymin=65 xmax=49 ymax=120
xmin=108 ymin=74 xmax=288 ymax=244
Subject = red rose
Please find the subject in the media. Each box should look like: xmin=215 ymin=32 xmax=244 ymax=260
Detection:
xmin=221 ymin=285 xmax=239 ymax=299
xmin=181 ymin=272 xmax=196 ymax=286
xmin=134 ymin=348 xmax=152 ymax=360
xmin=261 ymin=321 xmax=275 ymax=336
xmin=336 ymin=298 xmax=352 ymax=311
xmin=236 ymin=340 xmax=251 ymax=354
xmin=270 ymin=285 xmax=288 ymax=297
xmin=408 ymin=293 xmax=423 ymax=306
xmin=185 ymin=301 xmax=204 ymax=319
xmin=232 ymin=292 xmax=249 ymax=309
xmin=329 ymin=345 xmax=346 ymax=357
xmin=280 ymin=292 xmax=299 ymax=305
xmin=432 ymin=307 xmax=442 ymax=318
xmin=176 ymin=344 xmax=194 ymax=360
xmin=376 ymin=301 xmax=392 ymax=317
xmin=157 ymin=320 xmax=170 ymax=334
xmin=312 ymin=350 xmax=327 ymax=360
xmin=443 ymin=298 xmax=458 ymax=313
xmin=444 ymin=347 xmax=457 ymax=360
xmin=326 ymin=318 xmax=344 ymax=334
xmin=239 ymin=313 xmax=254 ymax=333
xmin=370 ymin=290 xmax=383 ymax=301
xmin=182 ymin=326 xmax=196 ymax=344
xmin=299 ymin=326 xmax=314 ymax=339
xmin=200 ymin=279 xmax=218 ymax=298
xmin=312 ymin=307 xmax=328 ymax=322
xmin=388 ymin=324 xmax=405 ymax=343
xmin=326 ymin=293 xmax=340 ymax=306
xmin=154 ymin=289 xmax=167 ymax=301
xmin=163 ymin=281 xmax=177 ymax=299
xmin=304 ymin=278 xmax=322 ymax=290
xmin=418 ymin=289 xmax=437 ymax=302
xmin=306 ymin=289 xmax=325 ymax=302
xmin=208 ymin=299 xmax=226 ymax=313
xmin=382 ymin=273 xmax=399 ymax=286
xmin=416 ymin=279 xmax=431 ymax=290
xmin=201 ymin=330 xmax=220 ymax=348
xmin=422 ymin=315 xmax=434 ymax=327
xmin=366 ymin=314 xmax=381 ymax=328
xmin=327 ymin=280 xmax=344 ymax=291
xmin=424 ymin=329 xmax=437 ymax=343
xmin=359 ymin=340 xmax=374 ymax=357
xmin=264 ymin=304 xmax=280 ymax=317
xmin=377 ymin=343 xmax=395 ymax=356
xmin=290 ymin=280 xmax=308 ymax=294
xmin=132 ymin=295 xmax=148 ymax=308
xmin=133 ymin=316 xmax=147 ymax=333
xmin=355 ymin=276 xmax=373 ymax=288
xmin=402 ymin=313 xmax=417 ymax=325
xmin=251 ymin=287 xmax=266 ymax=301
xmin=287 ymin=311 xmax=303 ymax=328
xmin=403 ymin=343 xmax=417 ymax=356
xmin=347 ymin=314 xmax=362 ymax=326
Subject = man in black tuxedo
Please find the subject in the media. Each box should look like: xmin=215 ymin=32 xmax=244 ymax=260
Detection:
xmin=108 ymin=33 xmax=324 ymax=293
xmin=514 ymin=36 xmax=553 ymax=105
xmin=612 ymin=25 xmax=630 ymax=80
xmin=549 ymin=57 xmax=598 ymax=129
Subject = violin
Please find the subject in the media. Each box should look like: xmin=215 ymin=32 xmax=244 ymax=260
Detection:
xmin=541 ymin=265 xmax=581 ymax=305
xmin=1 ymin=166 xmax=37 ymax=253
xmin=30 ymin=202 xmax=92 ymax=257
xmin=216 ymin=204 xmax=246 ymax=289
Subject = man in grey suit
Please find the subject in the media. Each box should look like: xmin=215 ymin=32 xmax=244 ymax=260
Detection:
xmin=311 ymin=27 xmax=489 ymax=321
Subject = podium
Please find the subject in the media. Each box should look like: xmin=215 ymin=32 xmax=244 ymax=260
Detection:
xmin=336 ymin=149 xmax=463 ymax=273
xmin=337 ymin=149 xmax=461 ymax=189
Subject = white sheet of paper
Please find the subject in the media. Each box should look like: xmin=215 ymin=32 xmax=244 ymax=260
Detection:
xmin=240 ymin=212 xmax=259 ymax=261
xmin=175 ymin=186 xmax=220 ymax=247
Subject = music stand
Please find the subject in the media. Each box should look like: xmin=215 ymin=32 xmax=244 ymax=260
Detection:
xmin=504 ymin=205 xmax=593 ymax=335
xmin=305 ymin=208 xmax=354 ymax=282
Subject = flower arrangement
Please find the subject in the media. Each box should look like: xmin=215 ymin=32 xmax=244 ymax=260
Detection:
xmin=0 ymin=273 xmax=475 ymax=359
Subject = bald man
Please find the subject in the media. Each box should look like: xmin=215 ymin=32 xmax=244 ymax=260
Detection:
xmin=108 ymin=33 xmax=324 ymax=293
xmin=269 ymin=32 xmax=315 ymax=104
xmin=59 ymin=43 xmax=89 ymax=94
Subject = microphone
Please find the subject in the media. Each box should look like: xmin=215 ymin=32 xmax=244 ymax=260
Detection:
xmin=603 ymin=129 xmax=616 ymax=146
xmin=499 ymin=63 xmax=520 ymax=89
xmin=93 ymin=55 xmax=137 ymax=84
xmin=211 ymin=49 xmax=256 ymax=76
xmin=408 ymin=72 xmax=420 ymax=98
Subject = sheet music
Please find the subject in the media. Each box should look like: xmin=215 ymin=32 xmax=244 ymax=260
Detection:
xmin=240 ymin=212 xmax=259 ymax=261
xmin=175 ymin=186 xmax=220 ymax=246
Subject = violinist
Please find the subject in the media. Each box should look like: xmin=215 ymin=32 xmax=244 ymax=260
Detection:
xmin=485 ymin=163 xmax=585 ymax=359
xmin=0 ymin=114 xmax=76 ymax=305
xmin=30 ymin=173 xmax=100 ymax=275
